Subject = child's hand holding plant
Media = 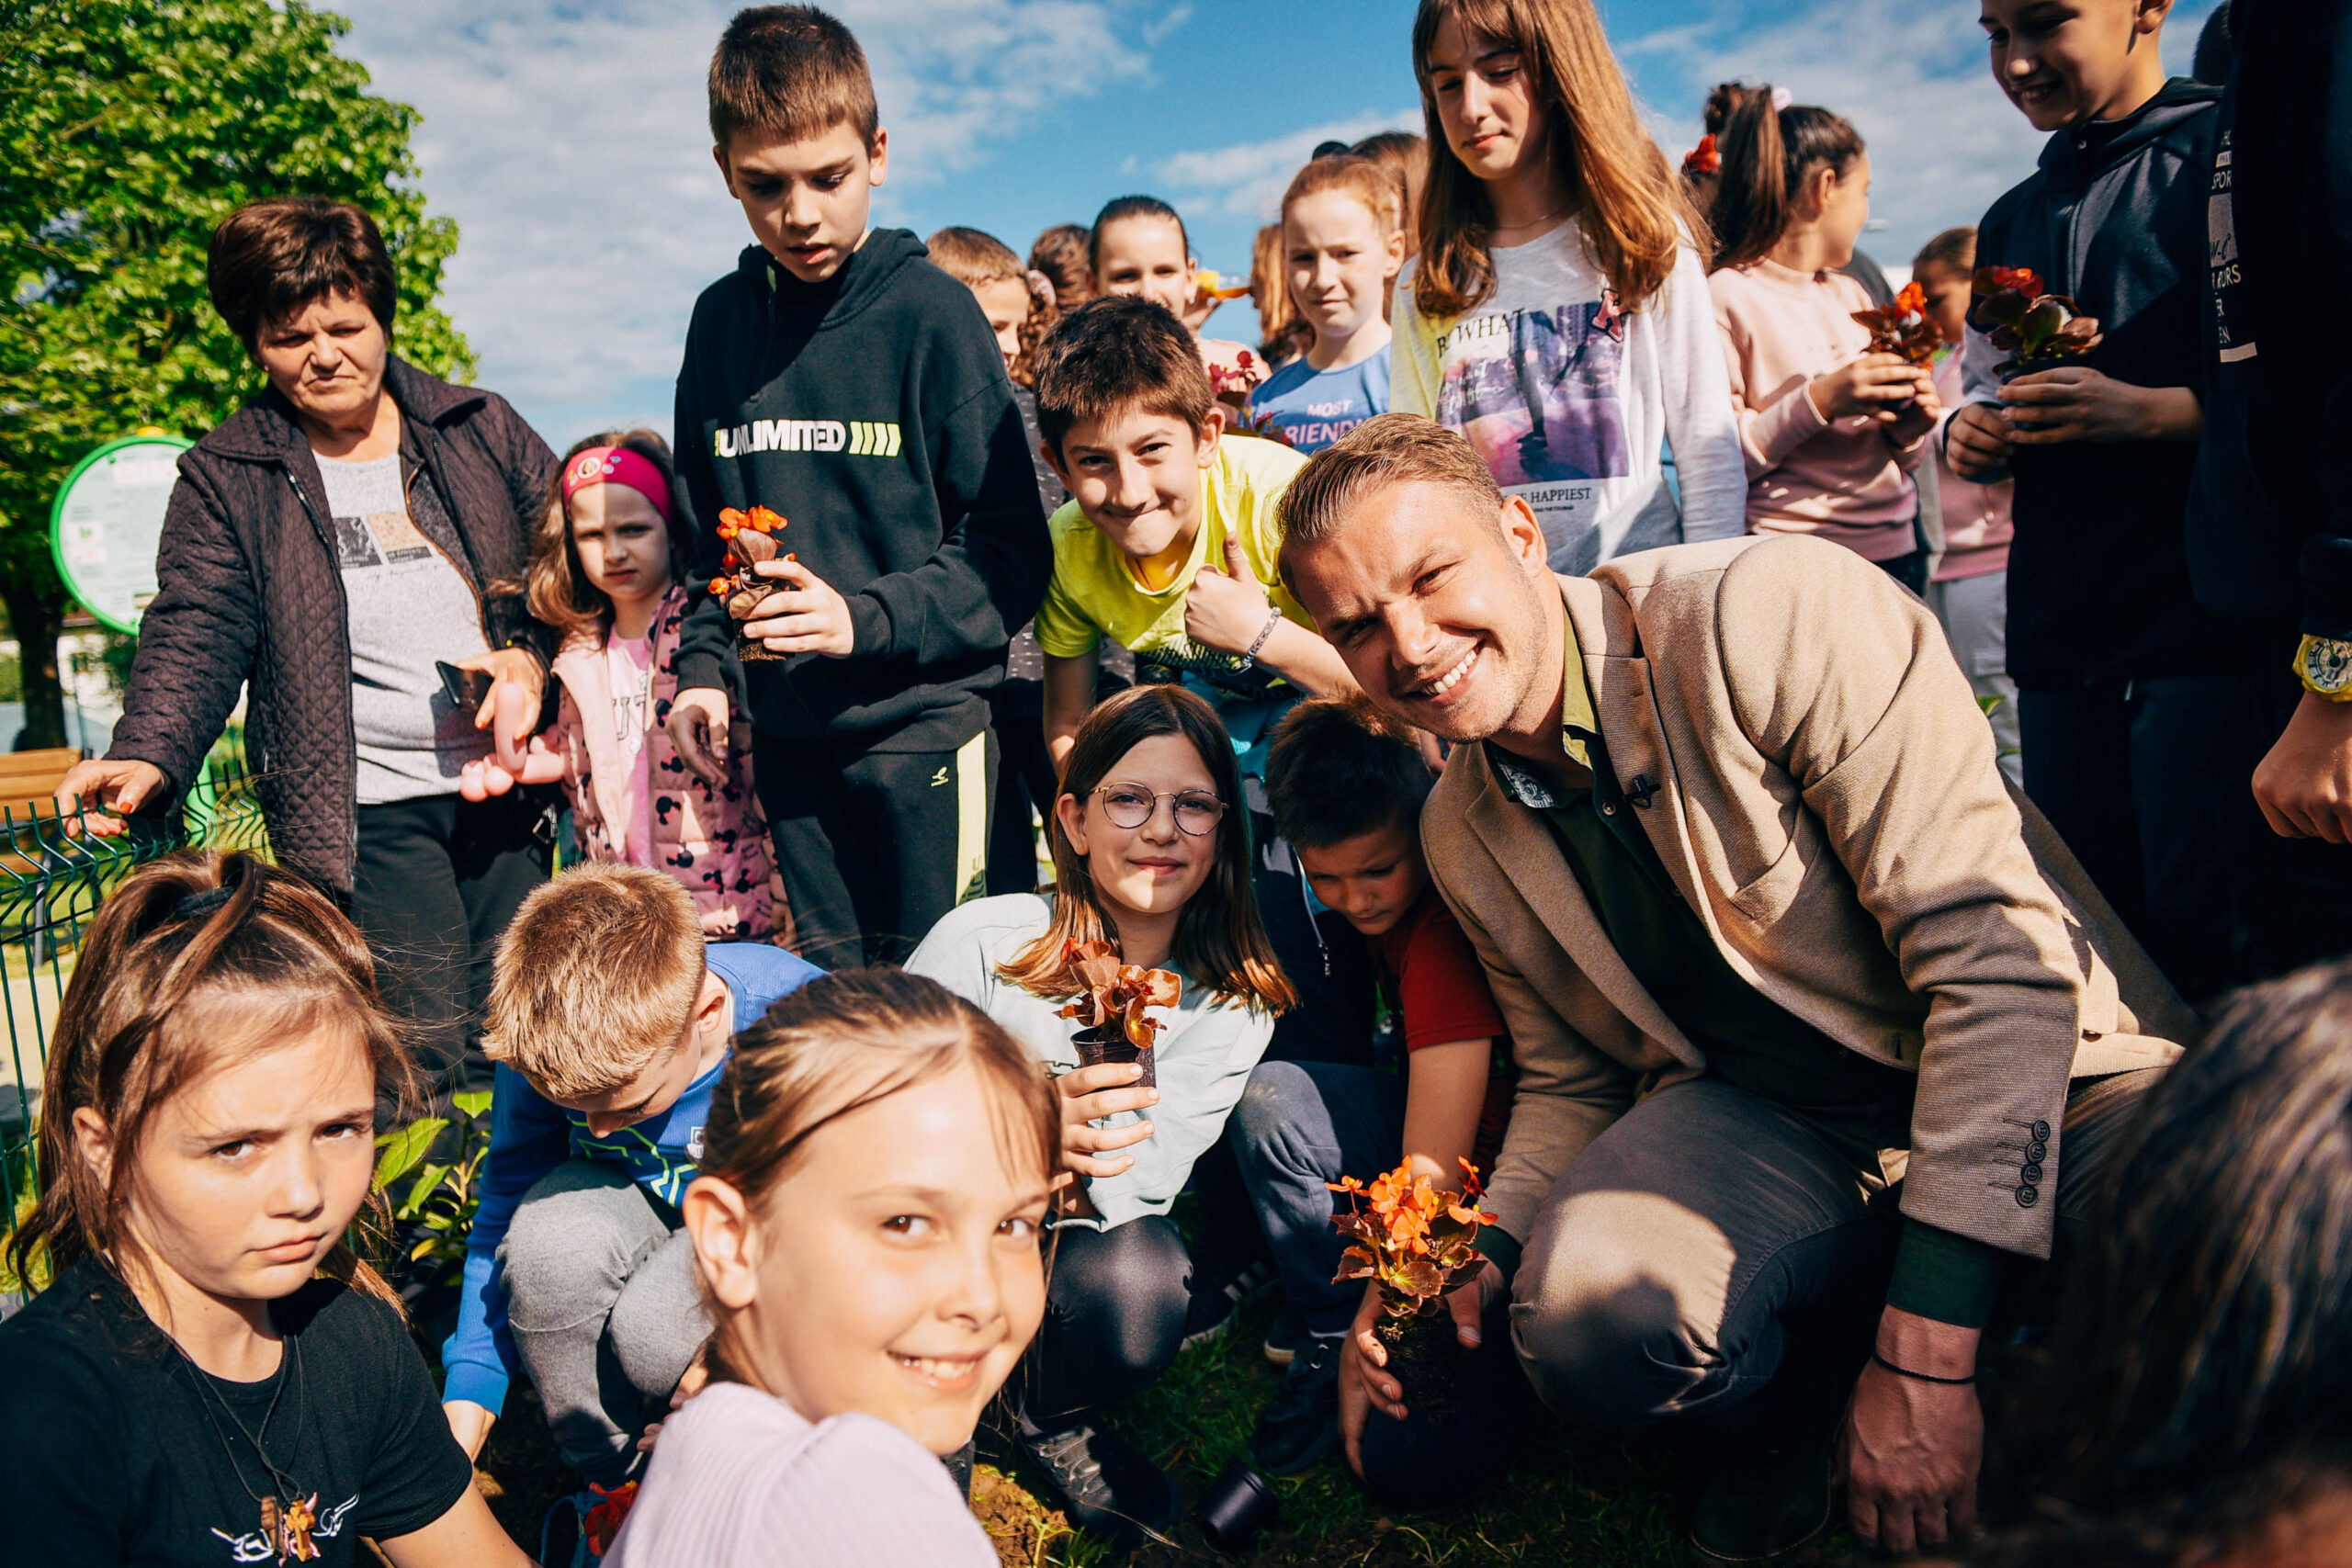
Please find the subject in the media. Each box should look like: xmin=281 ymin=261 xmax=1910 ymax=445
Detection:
xmin=1331 ymin=1159 xmax=1498 ymax=1476
xmin=1052 ymin=941 xmax=1178 ymax=1188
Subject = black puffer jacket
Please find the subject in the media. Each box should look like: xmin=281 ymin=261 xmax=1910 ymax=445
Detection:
xmin=107 ymin=359 xmax=556 ymax=895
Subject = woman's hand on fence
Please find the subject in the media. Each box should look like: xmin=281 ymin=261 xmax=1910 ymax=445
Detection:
xmin=442 ymin=1398 xmax=496 ymax=1461
xmin=666 ymin=687 xmax=732 ymax=788
xmin=52 ymin=758 xmax=167 ymax=836
xmin=1055 ymin=1060 xmax=1157 ymax=1179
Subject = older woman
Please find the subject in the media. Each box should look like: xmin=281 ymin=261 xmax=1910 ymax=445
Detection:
xmin=57 ymin=197 xmax=557 ymax=1096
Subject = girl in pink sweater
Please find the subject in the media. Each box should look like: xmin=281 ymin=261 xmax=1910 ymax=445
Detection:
xmin=526 ymin=433 xmax=785 ymax=941
xmin=1704 ymin=90 xmax=1941 ymax=590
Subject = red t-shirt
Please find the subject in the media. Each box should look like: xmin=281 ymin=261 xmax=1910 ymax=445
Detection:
xmin=1371 ymin=887 xmax=1517 ymax=1174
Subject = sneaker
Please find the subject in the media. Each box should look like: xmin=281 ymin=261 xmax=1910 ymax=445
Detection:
xmin=1687 ymin=1431 xmax=1833 ymax=1563
xmin=1261 ymin=1301 xmax=1311 ymax=1367
xmin=1021 ymin=1417 xmax=1180 ymax=1550
xmin=1180 ymin=1257 xmax=1278 ymax=1351
xmin=1249 ymin=1336 xmax=1343 ymax=1476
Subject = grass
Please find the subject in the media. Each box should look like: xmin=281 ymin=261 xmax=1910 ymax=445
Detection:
xmin=467 ymin=1290 xmax=1876 ymax=1566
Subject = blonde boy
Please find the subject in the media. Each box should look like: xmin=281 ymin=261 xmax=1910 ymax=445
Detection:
xmin=439 ymin=864 xmax=820 ymax=1483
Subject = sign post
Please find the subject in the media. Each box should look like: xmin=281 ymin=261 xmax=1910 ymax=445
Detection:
xmin=48 ymin=434 xmax=190 ymax=635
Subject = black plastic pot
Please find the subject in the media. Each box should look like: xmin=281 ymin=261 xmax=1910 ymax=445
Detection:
xmin=1198 ymin=1460 xmax=1280 ymax=1551
xmin=1374 ymin=1307 xmax=1468 ymax=1420
xmin=1071 ymin=1021 xmax=1155 ymax=1089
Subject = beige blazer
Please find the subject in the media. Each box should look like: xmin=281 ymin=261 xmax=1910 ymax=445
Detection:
xmin=1424 ymin=535 xmax=2189 ymax=1260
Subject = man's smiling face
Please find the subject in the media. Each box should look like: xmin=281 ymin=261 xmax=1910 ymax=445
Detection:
xmin=1285 ymin=479 xmax=1556 ymax=747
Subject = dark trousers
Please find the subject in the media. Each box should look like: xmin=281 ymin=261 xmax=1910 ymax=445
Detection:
xmin=1227 ymin=1060 xmax=1407 ymax=1337
xmin=351 ymin=790 xmax=549 ymax=1098
xmin=753 ymin=728 xmax=995 ymax=970
xmin=2018 ymin=674 xmax=2276 ymax=1002
xmin=985 ymin=678 xmax=1057 ymax=897
xmin=1024 ymin=1216 xmax=1200 ymax=1427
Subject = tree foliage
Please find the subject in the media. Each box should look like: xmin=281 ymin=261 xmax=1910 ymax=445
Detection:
xmin=0 ymin=0 xmax=472 ymax=747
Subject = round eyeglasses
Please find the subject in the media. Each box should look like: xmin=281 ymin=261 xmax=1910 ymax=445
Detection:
xmin=1092 ymin=784 xmax=1227 ymax=837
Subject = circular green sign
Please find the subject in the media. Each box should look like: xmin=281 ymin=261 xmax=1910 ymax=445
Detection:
xmin=49 ymin=434 xmax=192 ymax=635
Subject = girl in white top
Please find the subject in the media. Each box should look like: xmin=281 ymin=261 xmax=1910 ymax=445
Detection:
xmin=906 ymin=683 xmax=1294 ymax=1549
xmin=605 ymin=970 xmax=1058 ymax=1568
xmin=1390 ymin=0 xmax=1746 ymax=572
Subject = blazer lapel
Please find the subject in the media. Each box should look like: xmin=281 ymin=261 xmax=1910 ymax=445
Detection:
xmin=1460 ymin=743 xmax=1701 ymax=1068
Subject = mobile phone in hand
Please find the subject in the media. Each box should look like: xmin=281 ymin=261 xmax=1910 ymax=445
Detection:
xmin=435 ymin=660 xmax=494 ymax=712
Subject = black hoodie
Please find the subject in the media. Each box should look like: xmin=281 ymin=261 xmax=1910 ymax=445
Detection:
xmin=1972 ymin=77 xmax=2266 ymax=688
xmin=672 ymin=230 xmax=1050 ymax=750
xmin=2188 ymin=0 xmax=2352 ymax=641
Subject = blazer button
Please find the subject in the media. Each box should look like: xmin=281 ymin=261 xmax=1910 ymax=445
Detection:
xmin=2021 ymin=1161 xmax=2044 ymax=1183
xmin=2026 ymin=1141 xmax=2048 ymax=1162
xmin=1601 ymin=801 xmax=1618 ymax=816
xmin=2032 ymin=1120 xmax=2052 ymax=1141
xmin=2016 ymin=1184 xmax=2040 ymax=1208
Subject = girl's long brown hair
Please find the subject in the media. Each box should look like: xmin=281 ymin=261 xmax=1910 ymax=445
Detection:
xmin=524 ymin=428 xmax=695 ymax=644
xmin=7 ymin=851 xmax=415 ymax=1310
xmin=1707 ymin=88 xmax=1863 ymax=273
xmin=693 ymin=968 xmax=1060 ymax=1385
xmin=999 ymin=685 xmax=1294 ymax=1014
xmin=1409 ymin=0 xmax=1701 ymax=319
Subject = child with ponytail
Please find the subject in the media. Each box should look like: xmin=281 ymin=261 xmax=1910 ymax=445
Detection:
xmin=605 ymin=970 xmax=1057 ymax=1568
xmin=526 ymin=431 xmax=784 ymax=942
xmin=0 ymin=852 xmax=529 ymax=1567
xmin=1394 ymin=0 xmax=1746 ymax=572
xmin=1705 ymin=90 xmax=1941 ymax=589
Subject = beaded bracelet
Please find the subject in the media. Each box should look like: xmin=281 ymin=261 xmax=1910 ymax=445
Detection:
xmin=1235 ymin=607 xmax=1283 ymax=673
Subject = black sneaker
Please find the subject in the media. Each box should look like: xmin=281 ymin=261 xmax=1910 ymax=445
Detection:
xmin=1249 ymin=1335 xmax=1343 ymax=1476
xmin=1020 ymin=1417 xmax=1180 ymax=1550
xmin=1261 ymin=1301 xmax=1311 ymax=1367
xmin=1180 ymin=1257 xmax=1277 ymax=1351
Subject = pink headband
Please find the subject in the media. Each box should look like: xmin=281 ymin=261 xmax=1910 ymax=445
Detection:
xmin=562 ymin=446 xmax=673 ymax=525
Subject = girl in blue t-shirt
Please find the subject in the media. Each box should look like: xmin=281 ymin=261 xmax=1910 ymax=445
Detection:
xmin=1249 ymin=154 xmax=1407 ymax=454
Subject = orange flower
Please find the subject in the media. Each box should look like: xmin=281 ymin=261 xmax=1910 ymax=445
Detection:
xmin=708 ymin=577 xmax=729 ymax=595
xmin=582 ymin=1481 xmax=639 ymax=1557
xmin=1894 ymin=278 xmax=1927 ymax=315
xmin=1682 ymin=132 xmax=1721 ymax=175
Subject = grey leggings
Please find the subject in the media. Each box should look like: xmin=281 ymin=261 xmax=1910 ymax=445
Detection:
xmin=500 ymin=1160 xmax=710 ymax=1483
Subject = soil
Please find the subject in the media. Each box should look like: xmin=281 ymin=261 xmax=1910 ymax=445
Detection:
xmin=1374 ymin=1308 xmax=1468 ymax=1420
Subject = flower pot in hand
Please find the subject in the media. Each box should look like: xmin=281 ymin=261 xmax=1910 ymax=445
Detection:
xmin=708 ymin=506 xmax=789 ymax=663
xmin=1071 ymin=1021 xmax=1154 ymax=1089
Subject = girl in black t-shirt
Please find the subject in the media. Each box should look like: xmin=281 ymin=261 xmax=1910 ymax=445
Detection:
xmin=0 ymin=851 xmax=532 ymax=1567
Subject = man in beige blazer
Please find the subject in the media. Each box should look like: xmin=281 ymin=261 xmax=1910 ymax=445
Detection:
xmin=1279 ymin=415 xmax=2189 ymax=1562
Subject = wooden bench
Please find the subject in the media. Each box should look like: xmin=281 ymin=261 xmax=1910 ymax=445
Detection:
xmin=0 ymin=748 xmax=84 ymax=825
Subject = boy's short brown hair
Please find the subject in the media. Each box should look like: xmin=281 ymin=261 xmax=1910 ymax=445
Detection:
xmin=1029 ymin=295 xmax=1213 ymax=457
xmin=1264 ymin=695 xmax=1435 ymax=850
xmin=708 ymin=5 xmax=878 ymax=152
xmin=483 ymin=864 xmax=708 ymax=1100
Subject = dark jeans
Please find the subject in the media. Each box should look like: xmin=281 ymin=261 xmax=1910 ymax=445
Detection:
xmin=753 ymin=728 xmax=996 ymax=969
xmin=1227 ymin=1060 xmax=1406 ymax=1337
xmin=2018 ymin=674 xmax=2275 ymax=1002
xmin=985 ymin=678 xmax=1057 ymax=897
xmin=1877 ymin=548 xmax=1929 ymax=597
xmin=1024 ymin=1216 xmax=1200 ymax=1427
xmin=352 ymin=789 xmax=549 ymax=1098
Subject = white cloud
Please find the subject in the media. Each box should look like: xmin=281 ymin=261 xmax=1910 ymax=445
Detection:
xmin=1151 ymin=106 xmax=1423 ymax=222
xmin=334 ymin=0 xmax=1145 ymax=442
xmin=1141 ymin=4 xmax=1192 ymax=47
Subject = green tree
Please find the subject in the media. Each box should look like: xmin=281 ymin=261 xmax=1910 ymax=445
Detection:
xmin=0 ymin=0 xmax=472 ymax=749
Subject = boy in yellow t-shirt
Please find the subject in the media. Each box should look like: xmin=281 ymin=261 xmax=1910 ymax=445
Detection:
xmin=1029 ymin=294 xmax=1375 ymax=1075
xmin=1030 ymin=296 xmax=1351 ymax=774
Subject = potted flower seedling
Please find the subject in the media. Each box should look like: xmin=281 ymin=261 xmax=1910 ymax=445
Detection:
xmin=707 ymin=505 xmax=790 ymax=662
xmin=1056 ymin=938 xmax=1179 ymax=1089
xmin=1970 ymin=265 xmax=2103 ymax=379
xmin=1850 ymin=279 xmax=1944 ymax=369
xmin=1329 ymin=1157 xmax=1494 ymax=1416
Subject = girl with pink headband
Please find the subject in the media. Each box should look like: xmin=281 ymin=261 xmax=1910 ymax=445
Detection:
xmin=518 ymin=430 xmax=787 ymax=942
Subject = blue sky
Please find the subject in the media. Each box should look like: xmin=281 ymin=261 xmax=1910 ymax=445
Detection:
xmin=335 ymin=0 xmax=2219 ymax=445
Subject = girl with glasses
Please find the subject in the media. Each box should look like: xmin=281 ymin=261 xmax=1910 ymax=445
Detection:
xmin=906 ymin=684 xmax=1295 ymax=1551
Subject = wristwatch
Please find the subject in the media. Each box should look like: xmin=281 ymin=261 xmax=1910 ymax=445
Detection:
xmin=2294 ymin=635 xmax=2352 ymax=702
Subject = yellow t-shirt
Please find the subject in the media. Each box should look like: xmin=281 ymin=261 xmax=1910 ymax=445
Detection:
xmin=1033 ymin=435 xmax=1313 ymax=690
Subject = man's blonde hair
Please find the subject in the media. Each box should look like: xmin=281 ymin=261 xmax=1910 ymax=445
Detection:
xmin=484 ymin=864 xmax=708 ymax=1100
xmin=1276 ymin=412 xmax=1504 ymax=590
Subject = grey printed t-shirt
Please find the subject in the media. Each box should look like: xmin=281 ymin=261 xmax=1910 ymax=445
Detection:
xmin=317 ymin=454 xmax=492 ymax=804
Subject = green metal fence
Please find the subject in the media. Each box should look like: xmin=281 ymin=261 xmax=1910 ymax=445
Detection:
xmin=1 ymin=741 xmax=270 ymax=1250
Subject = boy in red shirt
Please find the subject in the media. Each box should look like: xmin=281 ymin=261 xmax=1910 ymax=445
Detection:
xmin=1233 ymin=695 xmax=1515 ymax=1490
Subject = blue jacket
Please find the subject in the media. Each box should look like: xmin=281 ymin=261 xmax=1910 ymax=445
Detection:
xmin=440 ymin=942 xmax=821 ymax=1414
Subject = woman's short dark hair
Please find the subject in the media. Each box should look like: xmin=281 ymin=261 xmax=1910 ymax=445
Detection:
xmin=1977 ymin=960 xmax=2352 ymax=1567
xmin=208 ymin=197 xmax=397 ymax=354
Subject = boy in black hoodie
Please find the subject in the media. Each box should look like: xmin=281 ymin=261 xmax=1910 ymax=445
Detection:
xmin=666 ymin=6 xmax=1049 ymax=968
xmin=1946 ymin=0 xmax=2268 ymax=1003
